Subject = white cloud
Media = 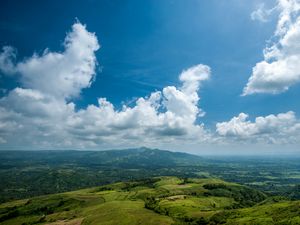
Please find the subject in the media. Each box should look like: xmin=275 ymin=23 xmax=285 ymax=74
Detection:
xmin=0 ymin=21 xmax=299 ymax=151
xmin=0 ymin=22 xmax=212 ymax=149
xmin=251 ymin=3 xmax=275 ymax=22
xmin=0 ymin=23 xmax=99 ymax=99
xmin=0 ymin=63 xmax=211 ymax=148
xmin=0 ymin=46 xmax=17 ymax=75
xmin=216 ymin=111 xmax=300 ymax=144
xmin=244 ymin=0 xmax=300 ymax=95
xmin=63 ymin=64 xmax=211 ymax=147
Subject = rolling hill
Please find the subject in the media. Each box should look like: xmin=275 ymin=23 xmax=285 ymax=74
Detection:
xmin=1 ymin=176 xmax=299 ymax=225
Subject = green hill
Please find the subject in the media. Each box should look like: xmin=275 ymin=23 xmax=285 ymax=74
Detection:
xmin=1 ymin=176 xmax=299 ymax=225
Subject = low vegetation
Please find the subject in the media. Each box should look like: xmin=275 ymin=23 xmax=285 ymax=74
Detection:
xmin=0 ymin=176 xmax=300 ymax=225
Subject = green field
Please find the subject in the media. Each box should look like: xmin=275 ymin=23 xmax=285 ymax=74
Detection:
xmin=1 ymin=176 xmax=299 ymax=225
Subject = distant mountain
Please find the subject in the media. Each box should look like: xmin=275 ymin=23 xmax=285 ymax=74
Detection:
xmin=90 ymin=147 xmax=203 ymax=168
xmin=0 ymin=147 xmax=203 ymax=169
xmin=0 ymin=148 xmax=203 ymax=203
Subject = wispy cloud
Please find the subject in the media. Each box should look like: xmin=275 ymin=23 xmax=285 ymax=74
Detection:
xmin=0 ymin=46 xmax=17 ymax=75
xmin=250 ymin=3 xmax=276 ymax=23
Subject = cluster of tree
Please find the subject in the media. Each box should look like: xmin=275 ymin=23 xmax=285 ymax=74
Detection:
xmin=203 ymin=183 xmax=267 ymax=207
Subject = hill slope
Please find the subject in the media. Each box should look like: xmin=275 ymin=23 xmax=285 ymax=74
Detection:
xmin=1 ymin=176 xmax=299 ymax=225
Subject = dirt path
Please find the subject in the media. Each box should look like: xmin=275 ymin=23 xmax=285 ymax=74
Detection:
xmin=45 ymin=218 xmax=83 ymax=225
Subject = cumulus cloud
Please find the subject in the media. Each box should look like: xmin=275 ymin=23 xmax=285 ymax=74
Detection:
xmin=0 ymin=64 xmax=211 ymax=148
xmin=0 ymin=23 xmax=99 ymax=99
xmin=66 ymin=64 xmax=211 ymax=144
xmin=216 ymin=111 xmax=300 ymax=144
xmin=0 ymin=22 xmax=213 ymax=149
xmin=244 ymin=0 xmax=300 ymax=95
xmin=1 ymin=21 xmax=299 ymax=150
xmin=59 ymin=64 xmax=211 ymax=147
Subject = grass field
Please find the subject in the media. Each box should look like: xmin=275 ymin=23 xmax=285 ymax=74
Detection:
xmin=0 ymin=176 xmax=299 ymax=224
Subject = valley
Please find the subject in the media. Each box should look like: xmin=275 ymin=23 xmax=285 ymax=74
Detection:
xmin=0 ymin=149 xmax=300 ymax=224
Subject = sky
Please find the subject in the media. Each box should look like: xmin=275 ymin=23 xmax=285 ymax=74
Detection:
xmin=0 ymin=0 xmax=300 ymax=154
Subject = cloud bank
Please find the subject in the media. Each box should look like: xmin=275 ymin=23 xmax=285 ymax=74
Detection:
xmin=0 ymin=21 xmax=299 ymax=151
xmin=244 ymin=0 xmax=300 ymax=95
xmin=216 ymin=111 xmax=300 ymax=144
xmin=0 ymin=22 xmax=214 ymax=149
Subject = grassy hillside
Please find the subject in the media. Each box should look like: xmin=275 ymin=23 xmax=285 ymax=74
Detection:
xmin=1 ymin=176 xmax=299 ymax=225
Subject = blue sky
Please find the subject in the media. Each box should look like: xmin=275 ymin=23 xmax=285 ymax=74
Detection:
xmin=0 ymin=0 xmax=300 ymax=153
